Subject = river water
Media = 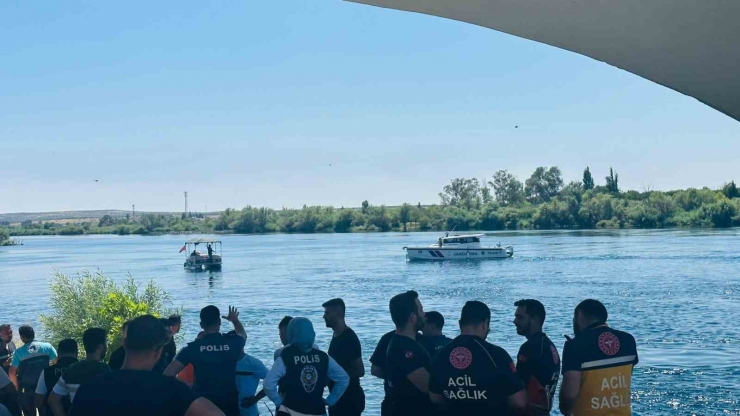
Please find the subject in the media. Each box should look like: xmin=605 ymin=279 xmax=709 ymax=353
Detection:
xmin=1 ymin=230 xmax=739 ymax=415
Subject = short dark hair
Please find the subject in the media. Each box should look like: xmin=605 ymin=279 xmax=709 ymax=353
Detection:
xmin=159 ymin=318 xmax=173 ymax=328
xmin=82 ymin=328 xmax=107 ymax=354
xmin=57 ymin=339 xmax=78 ymax=356
xmin=18 ymin=325 xmax=34 ymax=341
xmin=122 ymin=320 xmax=131 ymax=331
xmin=169 ymin=315 xmax=182 ymax=326
xmin=279 ymin=316 xmax=293 ymax=329
xmin=575 ymin=299 xmax=608 ymax=324
xmin=124 ymin=315 xmax=168 ymax=353
xmin=459 ymin=301 xmax=491 ymax=326
xmin=322 ymin=298 xmax=345 ymax=312
xmin=425 ymin=311 xmax=444 ymax=328
xmin=515 ymin=299 xmax=546 ymax=325
xmin=200 ymin=305 xmax=221 ymax=327
xmin=389 ymin=290 xmax=419 ymax=328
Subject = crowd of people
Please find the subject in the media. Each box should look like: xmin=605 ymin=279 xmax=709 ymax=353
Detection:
xmin=0 ymin=294 xmax=638 ymax=416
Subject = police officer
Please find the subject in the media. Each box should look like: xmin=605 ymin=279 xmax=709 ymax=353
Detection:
xmin=264 ymin=317 xmax=349 ymax=416
xmin=34 ymin=339 xmax=78 ymax=416
xmin=559 ymin=299 xmax=638 ymax=416
xmin=164 ymin=305 xmax=247 ymax=416
xmin=430 ymin=301 xmax=527 ymax=415
xmin=514 ymin=299 xmax=560 ymax=415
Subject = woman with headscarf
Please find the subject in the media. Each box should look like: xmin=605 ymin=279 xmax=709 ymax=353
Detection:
xmin=264 ymin=318 xmax=349 ymax=416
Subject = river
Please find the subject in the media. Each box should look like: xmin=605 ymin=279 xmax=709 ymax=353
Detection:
xmin=1 ymin=230 xmax=739 ymax=414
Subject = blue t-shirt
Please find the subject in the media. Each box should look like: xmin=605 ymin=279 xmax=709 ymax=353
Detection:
xmin=175 ymin=333 xmax=246 ymax=401
xmin=11 ymin=341 xmax=57 ymax=367
xmin=235 ymin=354 xmax=268 ymax=416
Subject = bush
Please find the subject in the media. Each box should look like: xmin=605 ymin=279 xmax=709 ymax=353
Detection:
xmin=39 ymin=270 xmax=178 ymax=361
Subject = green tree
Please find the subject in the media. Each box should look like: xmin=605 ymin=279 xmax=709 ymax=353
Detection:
xmin=489 ymin=170 xmax=524 ymax=206
xmin=39 ymin=270 xmax=177 ymax=361
xmin=439 ymin=178 xmax=481 ymax=209
xmin=722 ymin=180 xmax=739 ymax=199
xmin=399 ymin=203 xmax=412 ymax=232
xmin=605 ymin=168 xmax=620 ymax=193
xmin=583 ymin=167 xmax=595 ymax=190
xmin=480 ymin=180 xmax=493 ymax=204
xmin=361 ymin=200 xmax=370 ymax=214
xmin=0 ymin=228 xmax=9 ymax=245
xmin=525 ymin=167 xmax=564 ymax=203
xmin=98 ymin=215 xmax=115 ymax=227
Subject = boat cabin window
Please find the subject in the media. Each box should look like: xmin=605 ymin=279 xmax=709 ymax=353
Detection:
xmin=472 ymin=237 xmax=480 ymax=243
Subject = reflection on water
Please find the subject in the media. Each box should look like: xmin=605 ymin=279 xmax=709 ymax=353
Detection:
xmin=1 ymin=229 xmax=739 ymax=415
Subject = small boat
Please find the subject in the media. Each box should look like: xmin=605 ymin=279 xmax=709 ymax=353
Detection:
xmin=182 ymin=238 xmax=222 ymax=271
xmin=404 ymin=233 xmax=513 ymax=261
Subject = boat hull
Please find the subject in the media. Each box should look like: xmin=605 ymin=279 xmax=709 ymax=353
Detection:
xmin=404 ymin=247 xmax=513 ymax=261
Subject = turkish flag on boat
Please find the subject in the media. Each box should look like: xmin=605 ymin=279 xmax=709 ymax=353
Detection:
xmin=179 ymin=245 xmax=187 ymax=253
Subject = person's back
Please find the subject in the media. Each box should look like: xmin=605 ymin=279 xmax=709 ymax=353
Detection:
xmin=70 ymin=315 xmax=223 ymax=416
xmin=178 ymin=332 xmax=244 ymax=407
xmin=54 ymin=360 xmax=110 ymax=403
xmin=165 ymin=306 xmax=248 ymax=416
xmin=11 ymin=326 xmax=57 ymax=416
xmin=35 ymin=339 xmax=78 ymax=416
xmin=235 ymin=353 xmax=267 ymax=416
xmin=431 ymin=335 xmax=523 ymax=415
xmin=71 ymin=370 xmax=201 ymax=416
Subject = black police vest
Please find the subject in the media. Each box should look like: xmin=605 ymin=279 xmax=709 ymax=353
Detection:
xmin=280 ymin=346 xmax=329 ymax=415
xmin=43 ymin=357 xmax=78 ymax=397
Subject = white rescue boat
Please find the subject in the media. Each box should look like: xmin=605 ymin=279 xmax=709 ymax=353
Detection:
xmin=404 ymin=234 xmax=513 ymax=261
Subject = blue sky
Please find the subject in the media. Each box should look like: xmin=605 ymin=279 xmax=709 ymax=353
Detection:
xmin=1 ymin=1 xmax=738 ymax=213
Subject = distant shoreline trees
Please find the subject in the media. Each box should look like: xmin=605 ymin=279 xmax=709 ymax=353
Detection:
xmin=3 ymin=167 xmax=739 ymax=237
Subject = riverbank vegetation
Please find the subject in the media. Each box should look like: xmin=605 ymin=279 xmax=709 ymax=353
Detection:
xmin=3 ymin=167 xmax=739 ymax=236
xmin=39 ymin=270 xmax=177 ymax=360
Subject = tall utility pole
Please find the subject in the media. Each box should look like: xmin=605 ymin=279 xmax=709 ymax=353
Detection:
xmin=132 ymin=205 xmax=135 ymax=221
xmin=184 ymin=191 xmax=188 ymax=216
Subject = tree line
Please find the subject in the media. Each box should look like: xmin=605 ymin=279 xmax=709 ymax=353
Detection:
xmin=2 ymin=167 xmax=739 ymax=237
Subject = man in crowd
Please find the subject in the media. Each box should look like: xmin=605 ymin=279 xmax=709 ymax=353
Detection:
xmin=430 ymin=301 xmax=527 ymax=415
xmin=108 ymin=321 xmax=130 ymax=371
xmin=370 ymin=314 xmax=434 ymax=415
xmin=164 ymin=306 xmax=247 ymax=416
xmin=384 ymin=290 xmax=433 ymax=416
xmin=69 ymin=315 xmax=224 ymax=416
xmin=264 ymin=318 xmax=349 ymax=416
xmin=153 ymin=318 xmax=175 ymax=373
xmin=164 ymin=315 xmax=181 ymax=366
xmin=0 ymin=363 xmax=20 ymax=416
xmin=0 ymin=325 xmax=15 ymax=375
xmin=273 ymin=316 xmax=293 ymax=360
xmin=9 ymin=325 xmax=57 ymax=416
xmin=421 ymin=311 xmax=452 ymax=360
xmin=235 ymin=346 xmax=267 ymax=416
xmin=559 ymin=299 xmax=638 ymax=416
xmin=48 ymin=328 xmax=110 ymax=416
xmin=323 ymin=298 xmax=365 ymax=416
xmin=514 ymin=299 xmax=561 ymax=415
xmin=34 ymin=339 xmax=78 ymax=416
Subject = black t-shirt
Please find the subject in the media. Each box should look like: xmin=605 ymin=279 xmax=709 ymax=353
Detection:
xmin=370 ymin=330 xmax=434 ymax=373
xmin=69 ymin=370 xmax=197 ymax=416
xmin=425 ymin=335 xmax=453 ymax=359
xmin=385 ymin=334 xmax=433 ymax=415
xmin=430 ymin=335 xmax=524 ymax=416
xmin=516 ymin=332 xmax=560 ymax=412
xmin=108 ymin=347 xmax=126 ymax=371
xmin=175 ymin=332 xmax=245 ymax=401
xmin=328 ymin=327 xmax=364 ymax=397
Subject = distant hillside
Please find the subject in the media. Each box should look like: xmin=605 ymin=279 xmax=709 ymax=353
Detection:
xmin=0 ymin=210 xmax=220 ymax=223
